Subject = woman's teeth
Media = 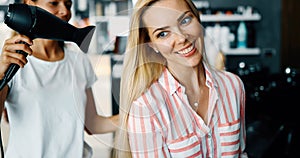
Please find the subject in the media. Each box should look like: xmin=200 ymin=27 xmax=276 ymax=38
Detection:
xmin=177 ymin=45 xmax=194 ymax=54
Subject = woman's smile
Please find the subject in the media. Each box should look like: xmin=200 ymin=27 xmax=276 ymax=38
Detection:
xmin=176 ymin=43 xmax=197 ymax=57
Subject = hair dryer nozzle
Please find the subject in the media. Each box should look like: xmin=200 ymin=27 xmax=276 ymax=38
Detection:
xmin=74 ymin=26 xmax=96 ymax=53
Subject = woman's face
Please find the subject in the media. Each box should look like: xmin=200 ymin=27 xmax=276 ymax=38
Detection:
xmin=143 ymin=0 xmax=204 ymax=68
xmin=28 ymin=0 xmax=72 ymax=22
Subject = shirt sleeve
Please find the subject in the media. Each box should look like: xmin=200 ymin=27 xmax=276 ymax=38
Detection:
xmin=82 ymin=54 xmax=97 ymax=89
xmin=237 ymin=76 xmax=248 ymax=157
xmin=127 ymin=100 xmax=170 ymax=158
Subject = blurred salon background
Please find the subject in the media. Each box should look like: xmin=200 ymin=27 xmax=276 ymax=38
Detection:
xmin=0 ymin=0 xmax=299 ymax=158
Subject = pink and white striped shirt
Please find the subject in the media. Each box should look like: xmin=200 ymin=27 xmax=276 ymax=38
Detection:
xmin=128 ymin=65 xmax=247 ymax=158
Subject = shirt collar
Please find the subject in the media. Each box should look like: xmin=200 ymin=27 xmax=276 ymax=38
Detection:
xmin=158 ymin=63 xmax=218 ymax=96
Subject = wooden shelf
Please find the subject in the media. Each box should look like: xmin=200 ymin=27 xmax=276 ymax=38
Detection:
xmin=200 ymin=13 xmax=261 ymax=22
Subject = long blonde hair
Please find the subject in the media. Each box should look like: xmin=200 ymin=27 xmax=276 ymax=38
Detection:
xmin=113 ymin=0 xmax=205 ymax=157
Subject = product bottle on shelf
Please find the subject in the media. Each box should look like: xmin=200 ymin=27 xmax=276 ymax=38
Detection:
xmin=237 ymin=21 xmax=247 ymax=48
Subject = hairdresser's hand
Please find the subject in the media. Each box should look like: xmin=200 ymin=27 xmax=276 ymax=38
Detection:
xmin=0 ymin=35 xmax=33 ymax=79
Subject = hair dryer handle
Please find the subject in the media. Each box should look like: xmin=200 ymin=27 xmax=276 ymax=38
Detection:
xmin=0 ymin=41 xmax=29 ymax=91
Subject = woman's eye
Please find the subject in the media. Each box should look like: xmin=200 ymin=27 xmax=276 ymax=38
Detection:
xmin=157 ymin=31 xmax=168 ymax=38
xmin=180 ymin=16 xmax=192 ymax=25
xmin=50 ymin=2 xmax=58 ymax=6
xmin=65 ymin=2 xmax=72 ymax=10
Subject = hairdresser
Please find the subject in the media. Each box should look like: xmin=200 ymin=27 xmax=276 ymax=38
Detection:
xmin=0 ymin=0 xmax=118 ymax=157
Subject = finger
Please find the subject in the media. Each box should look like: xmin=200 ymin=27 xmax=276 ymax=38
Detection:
xmin=5 ymin=34 xmax=33 ymax=45
xmin=12 ymin=34 xmax=33 ymax=46
xmin=3 ymin=39 xmax=33 ymax=56
xmin=8 ymin=51 xmax=28 ymax=66
xmin=0 ymin=53 xmax=25 ymax=78
xmin=0 ymin=50 xmax=27 ymax=68
xmin=1 ymin=42 xmax=30 ymax=66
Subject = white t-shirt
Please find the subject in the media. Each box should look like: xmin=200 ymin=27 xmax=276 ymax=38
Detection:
xmin=5 ymin=44 xmax=97 ymax=158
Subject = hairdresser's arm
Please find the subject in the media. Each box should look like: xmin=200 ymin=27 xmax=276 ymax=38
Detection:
xmin=0 ymin=86 xmax=8 ymax=119
xmin=0 ymin=35 xmax=33 ymax=76
xmin=0 ymin=35 xmax=32 ymax=115
xmin=84 ymin=88 xmax=119 ymax=134
xmin=0 ymin=51 xmax=8 ymax=114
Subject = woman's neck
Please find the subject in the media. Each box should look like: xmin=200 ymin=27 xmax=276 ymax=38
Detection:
xmin=31 ymin=39 xmax=64 ymax=61
xmin=168 ymin=62 xmax=206 ymax=92
xmin=168 ymin=63 xmax=209 ymax=123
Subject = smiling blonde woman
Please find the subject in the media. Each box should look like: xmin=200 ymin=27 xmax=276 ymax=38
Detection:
xmin=113 ymin=0 xmax=247 ymax=157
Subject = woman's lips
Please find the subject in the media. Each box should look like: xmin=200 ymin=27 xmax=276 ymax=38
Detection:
xmin=176 ymin=44 xmax=197 ymax=57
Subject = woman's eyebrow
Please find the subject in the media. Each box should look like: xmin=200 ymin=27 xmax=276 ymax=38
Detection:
xmin=177 ymin=11 xmax=190 ymax=22
xmin=151 ymin=11 xmax=190 ymax=35
xmin=152 ymin=26 xmax=170 ymax=35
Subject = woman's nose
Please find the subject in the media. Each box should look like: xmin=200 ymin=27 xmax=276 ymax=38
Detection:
xmin=57 ymin=4 xmax=69 ymax=16
xmin=174 ymin=28 xmax=188 ymax=44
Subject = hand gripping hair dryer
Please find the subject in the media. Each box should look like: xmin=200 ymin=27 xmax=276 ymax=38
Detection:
xmin=0 ymin=3 xmax=96 ymax=90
